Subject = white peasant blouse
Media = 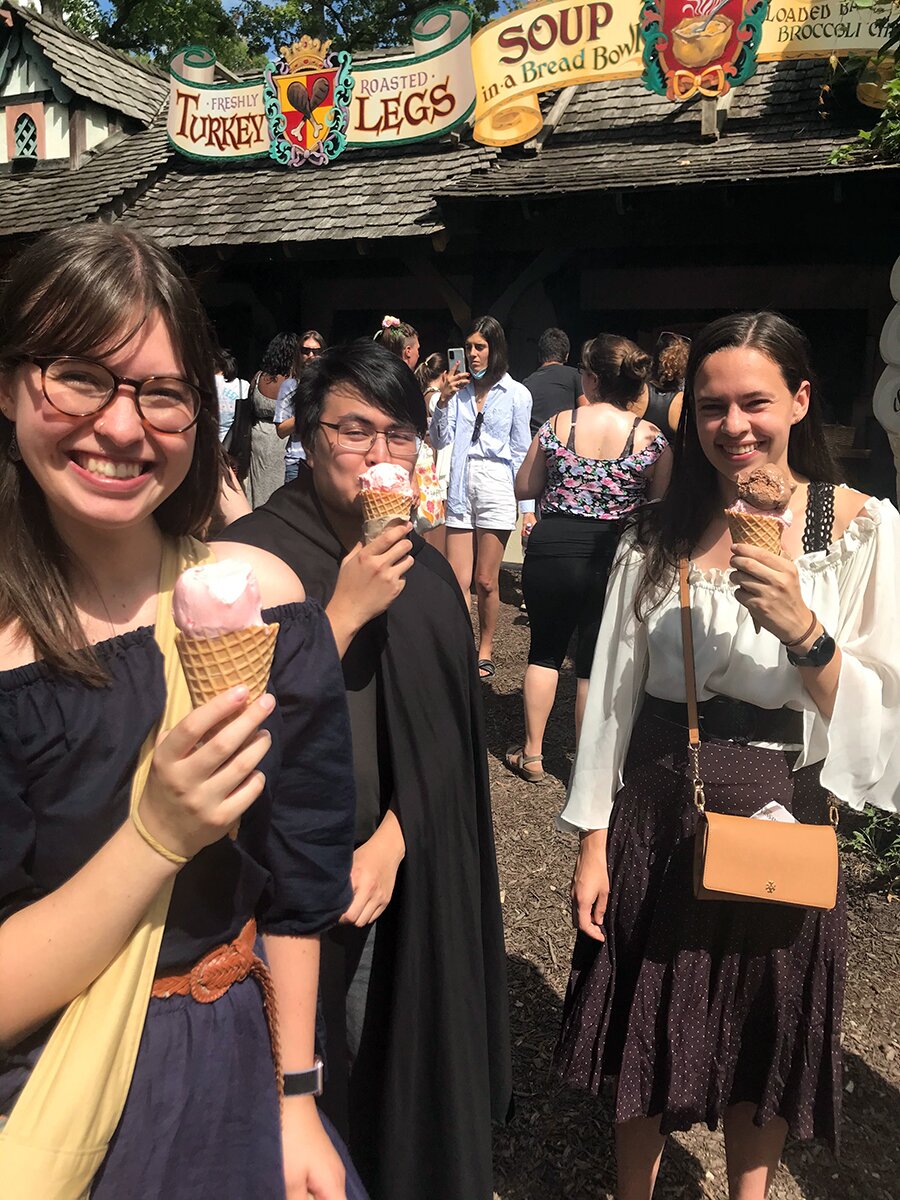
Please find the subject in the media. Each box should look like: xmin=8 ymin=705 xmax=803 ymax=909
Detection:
xmin=559 ymin=496 xmax=900 ymax=833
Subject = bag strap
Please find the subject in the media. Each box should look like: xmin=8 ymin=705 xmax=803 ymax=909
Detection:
xmin=678 ymin=557 xmax=706 ymax=814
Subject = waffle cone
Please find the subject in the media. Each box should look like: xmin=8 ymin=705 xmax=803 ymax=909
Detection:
xmin=176 ymin=624 xmax=279 ymax=708
xmin=726 ymin=511 xmax=784 ymax=557
xmin=360 ymin=489 xmax=413 ymax=542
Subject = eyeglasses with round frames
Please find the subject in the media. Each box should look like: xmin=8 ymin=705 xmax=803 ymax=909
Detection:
xmin=319 ymin=419 xmax=420 ymax=458
xmin=27 ymin=355 xmax=203 ymax=434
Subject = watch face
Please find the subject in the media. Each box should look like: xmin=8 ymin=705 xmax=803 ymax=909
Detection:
xmin=789 ymin=633 xmax=836 ymax=668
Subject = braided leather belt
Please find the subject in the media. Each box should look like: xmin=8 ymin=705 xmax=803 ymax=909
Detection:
xmin=643 ymin=694 xmax=803 ymax=746
xmin=152 ymin=919 xmax=283 ymax=1100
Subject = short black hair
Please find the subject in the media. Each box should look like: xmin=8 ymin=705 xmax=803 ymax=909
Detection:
xmin=296 ymin=339 xmax=427 ymax=456
xmin=537 ymin=327 xmax=569 ymax=365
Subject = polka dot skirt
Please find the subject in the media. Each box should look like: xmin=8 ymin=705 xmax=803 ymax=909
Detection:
xmin=554 ymin=709 xmax=846 ymax=1150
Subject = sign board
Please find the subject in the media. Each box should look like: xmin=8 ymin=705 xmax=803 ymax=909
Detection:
xmin=167 ymin=0 xmax=899 ymax=162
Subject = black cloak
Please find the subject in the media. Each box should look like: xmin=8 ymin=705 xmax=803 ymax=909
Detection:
xmin=220 ymin=467 xmax=512 ymax=1200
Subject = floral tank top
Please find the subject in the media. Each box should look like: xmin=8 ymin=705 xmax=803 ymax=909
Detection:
xmin=538 ymin=411 xmax=667 ymax=520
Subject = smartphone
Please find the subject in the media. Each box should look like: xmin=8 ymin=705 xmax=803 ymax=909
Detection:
xmin=448 ymin=347 xmax=466 ymax=376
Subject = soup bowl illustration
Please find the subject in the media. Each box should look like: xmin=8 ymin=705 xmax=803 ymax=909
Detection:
xmin=671 ymin=14 xmax=734 ymax=69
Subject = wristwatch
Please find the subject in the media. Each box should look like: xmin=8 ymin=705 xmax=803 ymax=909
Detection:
xmin=786 ymin=630 xmax=837 ymax=668
xmin=283 ymin=1057 xmax=324 ymax=1097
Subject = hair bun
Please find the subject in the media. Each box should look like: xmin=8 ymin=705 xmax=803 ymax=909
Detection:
xmin=623 ymin=348 xmax=651 ymax=382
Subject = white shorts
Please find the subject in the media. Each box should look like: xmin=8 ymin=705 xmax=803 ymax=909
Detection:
xmin=445 ymin=457 xmax=517 ymax=531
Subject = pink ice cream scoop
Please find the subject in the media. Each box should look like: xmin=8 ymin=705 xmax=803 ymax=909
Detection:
xmin=173 ymin=561 xmax=264 ymax=639
xmin=357 ymin=462 xmax=416 ymax=499
xmin=726 ymin=497 xmax=793 ymax=527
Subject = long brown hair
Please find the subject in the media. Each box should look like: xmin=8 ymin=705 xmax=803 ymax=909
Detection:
xmin=584 ymin=333 xmax=651 ymax=408
xmin=0 ymin=224 xmax=220 ymax=683
xmin=633 ymin=311 xmax=840 ymax=618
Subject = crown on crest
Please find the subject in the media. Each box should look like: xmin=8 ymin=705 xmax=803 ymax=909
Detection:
xmin=280 ymin=36 xmax=332 ymax=72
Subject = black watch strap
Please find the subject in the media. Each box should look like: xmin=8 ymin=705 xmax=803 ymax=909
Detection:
xmin=786 ymin=631 xmax=836 ymax=668
xmin=283 ymin=1057 xmax=324 ymax=1097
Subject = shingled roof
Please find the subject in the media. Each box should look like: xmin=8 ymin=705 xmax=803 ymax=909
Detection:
xmin=119 ymin=140 xmax=496 ymax=247
xmin=4 ymin=0 xmax=167 ymax=125
xmin=0 ymin=120 xmax=170 ymax=235
xmin=439 ymin=59 xmax=895 ymax=199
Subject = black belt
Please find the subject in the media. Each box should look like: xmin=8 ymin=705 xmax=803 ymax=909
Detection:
xmin=642 ymin=694 xmax=803 ymax=746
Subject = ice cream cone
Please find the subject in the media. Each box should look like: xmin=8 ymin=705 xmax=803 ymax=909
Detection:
xmin=360 ymin=490 xmax=413 ymax=542
xmin=726 ymin=511 xmax=784 ymax=558
xmin=726 ymin=511 xmax=784 ymax=632
xmin=176 ymin=623 xmax=279 ymax=708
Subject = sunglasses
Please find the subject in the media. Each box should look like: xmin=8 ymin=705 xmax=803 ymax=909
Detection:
xmin=301 ymin=346 xmax=323 ymax=357
xmin=471 ymin=411 xmax=485 ymax=444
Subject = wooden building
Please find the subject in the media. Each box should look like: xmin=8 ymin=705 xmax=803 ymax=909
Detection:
xmin=2 ymin=0 xmax=899 ymax=493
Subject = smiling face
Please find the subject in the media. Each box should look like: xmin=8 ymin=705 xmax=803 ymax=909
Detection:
xmin=0 ymin=311 xmax=197 ymax=542
xmin=465 ymin=332 xmax=490 ymax=376
xmin=306 ymin=384 xmax=417 ymax=528
xmin=692 ymin=346 xmax=810 ymax=491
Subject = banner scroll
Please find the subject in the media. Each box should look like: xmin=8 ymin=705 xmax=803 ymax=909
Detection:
xmin=347 ymin=4 xmax=475 ymax=146
xmin=168 ymin=46 xmax=268 ymax=161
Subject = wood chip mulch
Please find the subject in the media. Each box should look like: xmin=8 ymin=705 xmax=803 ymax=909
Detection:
xmin=484 ymin=574 xmax=900 ymax=1200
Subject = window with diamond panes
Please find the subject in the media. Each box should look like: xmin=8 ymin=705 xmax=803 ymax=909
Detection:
xmin=14 ymin=114 xmax=38 ymax=159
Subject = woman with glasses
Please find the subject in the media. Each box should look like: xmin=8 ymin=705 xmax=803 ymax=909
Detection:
xmin=275 ymin=331 xmax=327 ymax=484
xmin=430 ymin=315 xmax=533 ymax=679
xmin=219 ymin=340 xmax=512 ymax=1200
xmin=507 ymin=334 xmax=671 ymax=782
xmin=0 ymin=226 xmax=366 ymax=1198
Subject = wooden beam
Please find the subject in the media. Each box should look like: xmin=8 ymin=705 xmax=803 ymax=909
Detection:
xmin=406 ymin=250 xmax=472 ymax=329
xmin=489 ymin=247 xmax=574 ymax=324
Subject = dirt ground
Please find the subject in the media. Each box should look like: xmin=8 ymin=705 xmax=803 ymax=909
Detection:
xmin=485 ymin=571 xmax=900 ymax=1200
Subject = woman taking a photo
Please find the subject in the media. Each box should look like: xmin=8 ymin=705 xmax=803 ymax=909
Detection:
xmin=0 ymin=226 xmax=363 ymax=1199
xmin=507 ymin=335 xmax=671 ymax=782
xmin=556 ymin=311 xmax=899 ymax=1200
xmin=430 ymin=316 xmax=532 ymax=679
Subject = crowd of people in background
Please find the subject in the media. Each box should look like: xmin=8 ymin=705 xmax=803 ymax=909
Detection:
xmin=1 ymin=224 xmax=898 ymax=1200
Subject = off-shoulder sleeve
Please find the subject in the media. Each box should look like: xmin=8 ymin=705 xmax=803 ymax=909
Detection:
xmin=0 ymin=696 xmax=39 ymax=923
xmin=258 ymin=602 xmax=355 ymax=935
xmin=812 ymin=499 xmax=900 ymax=814
xmin=558 ymin=540 xmax=649 ymax=832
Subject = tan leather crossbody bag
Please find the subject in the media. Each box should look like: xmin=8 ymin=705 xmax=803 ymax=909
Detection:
xmin=678 ymin=558 xmax=839 ymax=911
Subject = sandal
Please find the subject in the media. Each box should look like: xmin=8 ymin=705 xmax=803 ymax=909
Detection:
xmin=478 ymin=659 xmax=496 ymax=680
xmin=505 ymin=746 xmax=545 ymax=783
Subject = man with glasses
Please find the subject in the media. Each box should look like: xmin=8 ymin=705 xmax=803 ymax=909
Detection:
xmin=218 ymin=340 xmax=511 ymax=1200
xmin=275 ymin=331 xmax=327 ymax=484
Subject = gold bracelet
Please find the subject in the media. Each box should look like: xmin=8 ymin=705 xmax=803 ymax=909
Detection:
xmin=782 ymin=611 xmax=818 ymax=649
xmin=131 ymin=806 xmax=189 ymax=866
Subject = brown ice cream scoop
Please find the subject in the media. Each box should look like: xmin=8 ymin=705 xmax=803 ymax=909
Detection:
xmin=734 ymin=465 xmax=795 ymax=512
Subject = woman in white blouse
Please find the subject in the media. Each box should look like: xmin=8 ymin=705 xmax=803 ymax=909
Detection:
xmin=556 ymin=312 xmax=899 ymax=1200
xmin=431 ymin=316 xmax=532 ymax=679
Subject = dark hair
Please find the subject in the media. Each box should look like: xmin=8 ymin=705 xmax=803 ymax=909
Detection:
xmin=584 ymin=333 xmax=651 ymax=408
xmin=289 ymin=329 xmax=326 ymax=382
xmin=259 ymin=332 xmax=299 ymax=378
xmin=634 ymin=310 xmax=840 ymax=617
xmin=537 ymin=327 xmax=570 ymax=365
xmin=0 ymin=224 xmax=220 ymax=683
xmin=653 ymin=333 xmax=690 ymax=391
xmin=374 ymin=317 xmax=417 ymax=358
xmin=297 ymin=340 xmax=427 ymax=457
xmin=415 ymin=352 xmax=446 ymax=391
xmin=466 ymin=315 xmax=508 ymax=389
xmin=217 ymin=347 xmax=238 ymax=382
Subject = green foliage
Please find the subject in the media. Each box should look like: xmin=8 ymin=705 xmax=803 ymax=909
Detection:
xmin=844 ymin=805 xmax=900 ymax=891
xmin=62 ymin=0 xmax=499 ymax=68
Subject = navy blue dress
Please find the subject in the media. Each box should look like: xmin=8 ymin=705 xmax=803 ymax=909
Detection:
xmin=0 ymin=601 xmax=368 ymax=1198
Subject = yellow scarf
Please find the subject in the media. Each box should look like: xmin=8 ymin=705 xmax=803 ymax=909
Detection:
xmin=0 ymin=536 xmax=211 ymax=1198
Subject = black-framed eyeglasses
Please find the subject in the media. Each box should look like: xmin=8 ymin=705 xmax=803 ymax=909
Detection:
xmin=301 ymin=346 xmax=323 ymax=357
xmin=27 ymin=355 xmax=203 ymax=434
xmin=471 ymin=411 xmax=485 ymax=444
xmin=319 ymin=419 xmax=421 ymax=458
